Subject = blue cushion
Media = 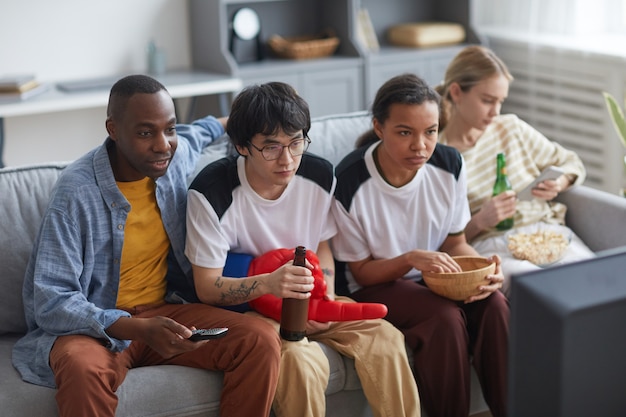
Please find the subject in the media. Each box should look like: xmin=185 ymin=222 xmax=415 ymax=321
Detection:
xmin=222 ymin=252 xmax=254 ymax=312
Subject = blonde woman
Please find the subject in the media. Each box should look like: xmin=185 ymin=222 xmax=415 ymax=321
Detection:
xmin=437 ymin=45 xmax=594 ymax=295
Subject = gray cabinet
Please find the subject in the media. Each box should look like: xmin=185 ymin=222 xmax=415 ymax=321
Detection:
xmin=359 ymin=0 xmax=477 ymax=107
xmin=189 ymin=0 xmax=473 ymax=116
xmin=364 ymin=45 xmax=466 ymax=107
xmin=237 ymin=57 xmax=364 ymax=118
xmin=299 ymin=65 xmax=363 ymax=118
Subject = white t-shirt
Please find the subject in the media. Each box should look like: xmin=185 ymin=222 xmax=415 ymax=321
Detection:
xmin=331 ymin=142 xmax=471 ymax=292
xmin=186 ymin=154 xmax=337 ymax=269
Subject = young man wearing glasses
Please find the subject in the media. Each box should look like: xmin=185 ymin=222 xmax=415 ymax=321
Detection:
xmin=184 ymin=82 xmax=420 ymax=417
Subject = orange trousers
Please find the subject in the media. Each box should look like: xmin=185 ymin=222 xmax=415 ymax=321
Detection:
xmin=50 ymin=303 xmax=281 ymax=417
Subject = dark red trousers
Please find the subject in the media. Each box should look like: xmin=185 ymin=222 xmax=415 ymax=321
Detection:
xmin=353 ymin=279 xmax=509 ymax=417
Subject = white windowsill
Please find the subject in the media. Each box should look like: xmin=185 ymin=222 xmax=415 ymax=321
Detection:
xmin=478 ymin=27 xmax=626 ymax=63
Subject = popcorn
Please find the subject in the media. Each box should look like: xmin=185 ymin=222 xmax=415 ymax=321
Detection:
xmin=507 ymin=230 xmax=569 ymax=266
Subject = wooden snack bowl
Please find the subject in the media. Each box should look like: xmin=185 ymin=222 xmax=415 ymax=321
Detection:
xmin=422 ymin=256 xmax=495 ymax=301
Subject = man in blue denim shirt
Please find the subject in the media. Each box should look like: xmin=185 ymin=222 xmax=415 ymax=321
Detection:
xmin=11 ymin=75 xmax=280 ymax=417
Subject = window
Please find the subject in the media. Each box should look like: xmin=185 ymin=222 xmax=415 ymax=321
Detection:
xmin=473 ymin=0 xmax=626 ymax=36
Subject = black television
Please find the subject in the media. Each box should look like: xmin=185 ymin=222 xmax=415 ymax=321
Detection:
xmin=508 ymin=246 xmax=626 ymax=417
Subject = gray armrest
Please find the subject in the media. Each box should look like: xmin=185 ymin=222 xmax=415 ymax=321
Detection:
xmin=555 ymin=185 xmax=626 ymax=252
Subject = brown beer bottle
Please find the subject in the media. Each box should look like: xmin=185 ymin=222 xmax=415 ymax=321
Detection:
xmin=279 ymin=246 xmax=310 ymax=341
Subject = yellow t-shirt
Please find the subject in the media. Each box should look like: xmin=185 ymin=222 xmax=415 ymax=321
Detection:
xmin=116 ymin=177 xmax=169 ymax=309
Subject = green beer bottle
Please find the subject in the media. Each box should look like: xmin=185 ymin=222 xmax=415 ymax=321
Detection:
xmin=493 ymin=153 xmax=514 ymax=231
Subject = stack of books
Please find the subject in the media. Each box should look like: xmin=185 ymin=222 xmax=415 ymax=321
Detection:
xmin=0 ymin=74 xmax=50 ymax=102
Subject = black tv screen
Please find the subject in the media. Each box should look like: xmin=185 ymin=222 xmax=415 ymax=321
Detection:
xmin=508 ymin=246 xmax=626 ymax=417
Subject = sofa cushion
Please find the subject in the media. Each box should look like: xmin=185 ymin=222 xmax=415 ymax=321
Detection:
xmin=1 ymin=334 xmax=365 ymax=417
xmin=0 ymin=163 xmax=69 ymax=334
xmin=190 ymin=134 xmax=236 ymax=185
xmin=308 ymin=111 xmax=371 ymax=167
xmin=0 ymin=334 xmax=225 ymax=417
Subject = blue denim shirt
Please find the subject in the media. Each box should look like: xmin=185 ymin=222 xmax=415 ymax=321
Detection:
xmin=12 ymin=116 xmax=223 ymax=388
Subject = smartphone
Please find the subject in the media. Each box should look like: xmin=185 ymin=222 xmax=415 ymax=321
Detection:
xmin=517 ymin=166 xmax=565 ymax=200
xmin=189 ymin=327 xmax=229 ymax=341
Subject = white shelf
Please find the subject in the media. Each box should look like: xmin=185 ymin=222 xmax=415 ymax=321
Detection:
xmin=0 ymin=70 xmax=242 ymax=167
xmin=0 ymin=70 xmax=242 ymax=118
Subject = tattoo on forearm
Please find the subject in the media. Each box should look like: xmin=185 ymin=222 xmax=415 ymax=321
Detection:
xmin=214 ymin=276 xmax=224 ymax=288
xmin=322 ymin=268 xmax=333 ymax=278
xmin=215 ymin=280 xmax=260 ymax=305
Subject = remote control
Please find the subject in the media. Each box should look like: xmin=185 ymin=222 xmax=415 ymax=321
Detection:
xmin=189 ymin=327 xmax=229 ymax=341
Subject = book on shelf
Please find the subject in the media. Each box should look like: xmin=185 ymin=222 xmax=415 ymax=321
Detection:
xmin=0 ymin=82 xmax=50 ymax=102
xmin=0 ymin=74 xmax=37 ymax=93
xmin=355 ymin=8 xmax=380 ymax=52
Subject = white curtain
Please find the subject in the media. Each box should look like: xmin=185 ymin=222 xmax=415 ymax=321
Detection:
xmin=473 ymin=0 xmax=626 ymax=36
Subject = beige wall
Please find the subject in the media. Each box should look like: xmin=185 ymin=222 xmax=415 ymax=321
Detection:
xmin=1 ymin=0 xmax=191 ymax=166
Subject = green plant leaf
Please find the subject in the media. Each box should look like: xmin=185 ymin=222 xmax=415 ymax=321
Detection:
xmin=602 ymin=92 xmax=626 ymax=148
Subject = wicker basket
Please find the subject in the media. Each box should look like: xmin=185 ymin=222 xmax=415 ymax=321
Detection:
xmin=422 ymin=256 xmax=495 ymax=301
xmin=267 ymin=31 xmax=340 ymax=60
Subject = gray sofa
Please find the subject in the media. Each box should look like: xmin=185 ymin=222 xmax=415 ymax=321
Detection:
xmin=1 ymin=111 xmax=625 ymax=417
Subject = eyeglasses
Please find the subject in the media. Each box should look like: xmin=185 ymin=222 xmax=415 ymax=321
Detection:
xmin=248 ymin=137 xmax=311 ymax=161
